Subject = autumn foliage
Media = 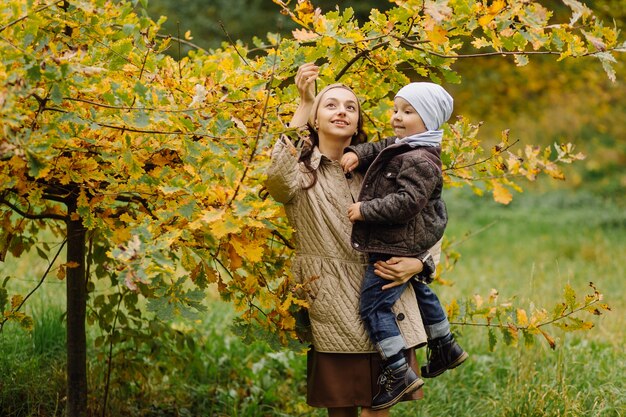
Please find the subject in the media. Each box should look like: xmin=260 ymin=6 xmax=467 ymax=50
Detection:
xmin=1 ymin=0 xmax=620 ymax=357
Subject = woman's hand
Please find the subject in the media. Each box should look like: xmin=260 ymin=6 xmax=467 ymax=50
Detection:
xmin=295 ymin=62 xmax=319 ymax=104
xmin=374 ymin=257 xmax=424 ymax=290
xmin=290 ymin=63 xmax=319 ymax=128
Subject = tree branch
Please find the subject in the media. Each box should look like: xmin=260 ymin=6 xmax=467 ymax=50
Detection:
xmin=450 ymin=298 xmax=603 ymax=330
xmin=154 ymin=32 xmax=208 ymax=54
xmin=335 ymin=41 xmax=390 ymax=81
xmin=0 ymin=198 xmax=68 ymax=221
xmin=445 ymin=139 xmax=520 ymax=172
xmin=219 ymin=20 xmax=255 ymax=72
xmin=406 ymin=43 xmax=617 ymax=60
xmin=114 ymin=194 xmax=157 ymax=220
xmin=0 ymin=1 xmax=61 ymax=33
xmin=270 ymin=230 xmax=294 ymax=250
xmin=63 ymin=95 xmax=256 ymax=112
xmin=0 ymin=238 xmax=67 ymax=330
xmin=227 ymin=41 xmax=280 ymax=207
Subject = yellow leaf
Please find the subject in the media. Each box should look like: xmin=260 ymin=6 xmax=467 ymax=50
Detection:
xmin=10 ymin=294 xmax=24 ymax=310
xmin=227 ymin=244 xmax=243 ymax=269
xmin=210 ymin=218 xmax=240 ymax=239
xmin=492 ymin=181 xmax=512 ymax=205
xmin=472 ymin=37 xmax=491 ymax=49
xmin=540 ymin=329 xmax=556 ymax=349
xmin=488 ymin=0 xmax=506 ymax=14
xmin=292 ymin=28 xmax=319 ymax=41
xmin=517 ymin=308 xmax=529 ymax=326
xmin=473 ymin=293 xmax=483 ymax=308
xmin=205 ymin=267 xmax=219 ymax=284
xmin=245 ymin=274 xmax=258 ymax=294
xmin=321 ymin=36 xmax=335 ymax=47
xmin=184 ymin=30 xmax=193 ymax=40
xmin=446 ymin=298 xmax=460 ymax=321
xmin=478 ymin=14 xmax=495 ymax=27
xmin=57 ymin=265 xmax=66 ymax=280
xmin=426 ymin=26 xmax=448 ymax=46
xmin=489 ymin=288 xmax=499 ymax=303
xmin=282 ymin=314 xmax=296 ymax=330
xmin=247 ymin=245 xmax=264 ymax=262
xmin=231 ymin=236 xmax=265 ymax=263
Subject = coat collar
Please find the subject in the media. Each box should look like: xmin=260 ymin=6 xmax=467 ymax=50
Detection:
xmin=309 ymin=146 xmax=333 ymax=170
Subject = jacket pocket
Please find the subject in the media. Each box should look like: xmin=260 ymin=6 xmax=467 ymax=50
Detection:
xmin=308 ymin=272 xmax=334 ymax=323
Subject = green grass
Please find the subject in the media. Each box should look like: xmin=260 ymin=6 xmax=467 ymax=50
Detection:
xmin=391 ymin=188 xmax=625 ymax=417
xmin=0 ymin=307 xmax=66 ymax=416
xmin=1 ymin=188 xmax=624 ymax=416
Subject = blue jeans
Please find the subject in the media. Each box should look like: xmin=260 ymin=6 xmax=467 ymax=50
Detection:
xmin=360 ymin=257 xmax=450 ymax=360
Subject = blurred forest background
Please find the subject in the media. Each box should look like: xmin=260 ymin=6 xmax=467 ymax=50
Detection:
xmin=146 ymin=0 xmax=626 ymax=199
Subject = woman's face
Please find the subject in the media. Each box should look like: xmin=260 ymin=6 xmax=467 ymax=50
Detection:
xmin=391 ymin=96 xmax=427 ymax=138
xmin=314 ymin=88 xmax=360 ymax=140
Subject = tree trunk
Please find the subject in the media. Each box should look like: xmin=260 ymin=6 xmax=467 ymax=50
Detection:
xmin=66 ymin=197 xmax=87 ymax=417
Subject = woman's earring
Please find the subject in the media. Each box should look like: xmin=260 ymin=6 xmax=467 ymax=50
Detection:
xmin=314 ymin=120 xmax=319 ymax=130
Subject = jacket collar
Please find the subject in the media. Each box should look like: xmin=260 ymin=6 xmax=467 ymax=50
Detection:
xmin=310 ymin=146 xmax=329 ymax=170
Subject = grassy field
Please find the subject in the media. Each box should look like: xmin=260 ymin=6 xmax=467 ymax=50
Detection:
xmin=1 ymin=187 xmax=624 ymax=416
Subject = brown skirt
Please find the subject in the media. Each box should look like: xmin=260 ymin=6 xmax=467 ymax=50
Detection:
xmin=306 ymin=347 xmax=423 ymax=408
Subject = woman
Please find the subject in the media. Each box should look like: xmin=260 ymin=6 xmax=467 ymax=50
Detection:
xmin=265 ymin=63 xmax=442 ymax=417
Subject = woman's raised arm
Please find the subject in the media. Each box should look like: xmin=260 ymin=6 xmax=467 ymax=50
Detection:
xmin=289 ymin=63 xmax=319 ymax=128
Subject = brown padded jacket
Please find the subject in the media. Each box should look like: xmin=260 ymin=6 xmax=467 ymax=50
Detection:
xmin=347 ymin=137 xmax=447 ymax=257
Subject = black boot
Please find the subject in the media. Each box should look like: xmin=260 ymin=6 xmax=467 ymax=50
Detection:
xmin=421 ymin=333 xmax=468 ymax=378
xmin=372 ymin=363 xmax=424 ymax=410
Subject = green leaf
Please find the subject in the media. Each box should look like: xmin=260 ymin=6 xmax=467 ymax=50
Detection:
xmin=488 ymin=328 xmax=497 ymax=351
xmin=523 ymin=330 xmax=535 ymax=347
xmin=26 ymin=64 xmax=42 ymax=81
xmin=26 ymin=151 xmax=48 ymax=179
xmin=35 ymin=246 xmax=49 ymax=261
xmin=50 ymin=84 xmax=64 ymax=105
xmin=0 ymin=287 xmax=8 ymax=313
xmin=147 ymin=297 xmax=175 ymax=321
xmin=134 ymin=81 xmax=149 ymax=98
xmin=563 ymin=284 xmax=577 ymax=311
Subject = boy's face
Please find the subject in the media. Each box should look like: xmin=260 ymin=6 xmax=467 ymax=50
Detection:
xmin=391 ymin=97 xmax=427 ymax=138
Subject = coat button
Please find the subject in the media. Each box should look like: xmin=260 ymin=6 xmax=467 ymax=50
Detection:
xmin=397 ymin=313 xmax=405 ymax=321
xmin=353 ymin=242 xmax=359 ymax=248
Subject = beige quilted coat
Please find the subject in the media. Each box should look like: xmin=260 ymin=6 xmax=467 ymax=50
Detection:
xmin=266 ymin=135 xmax=437 ymax=353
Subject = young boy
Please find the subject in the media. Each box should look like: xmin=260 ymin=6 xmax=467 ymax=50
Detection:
xmin=341 ymin=82 xmax=468 ymax=410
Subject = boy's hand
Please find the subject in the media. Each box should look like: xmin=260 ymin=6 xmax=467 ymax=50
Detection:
xmin=347 ymin=202 xmax=363 ymax=223
xmin=295 ymin=63 xmax=319 ymax=104
xmin=340 ymin=152 xmax=359 ymax=173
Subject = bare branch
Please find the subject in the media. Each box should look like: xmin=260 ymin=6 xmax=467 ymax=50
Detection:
xmin=447 ymin=220 xmax=498 ymax=249
xmin=219 ymin=20 xmax=255 ymax=72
